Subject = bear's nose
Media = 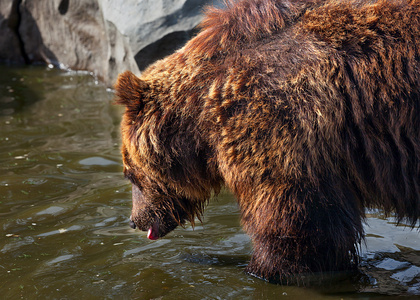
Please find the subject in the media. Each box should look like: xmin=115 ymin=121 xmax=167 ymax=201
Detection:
xmin=129 ymin=220 xmax=137 ymax=229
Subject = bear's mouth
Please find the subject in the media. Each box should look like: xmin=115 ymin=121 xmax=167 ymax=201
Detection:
xmin=146 ymin=220 xmax=160 ymax=240
xmin=130 ymin=213 xmax=180 ymax=240
xmin=130 ymin=216 xmax=162 ymax=240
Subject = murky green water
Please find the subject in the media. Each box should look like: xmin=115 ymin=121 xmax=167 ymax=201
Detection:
xmin=0 ymin=65 xmax=419 ymax=299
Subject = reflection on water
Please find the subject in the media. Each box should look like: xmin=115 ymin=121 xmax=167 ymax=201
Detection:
xmin=0 ymin=65 xmax=419 ymax=299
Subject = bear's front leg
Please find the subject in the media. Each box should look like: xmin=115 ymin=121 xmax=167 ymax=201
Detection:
xmin=240 ymin=182 xmax=363 ymax=284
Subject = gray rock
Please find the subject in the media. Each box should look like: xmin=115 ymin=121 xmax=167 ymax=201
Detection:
xmin=105 ymin=19 xmax=140 ymax=85
xmin=101 ymin=0 xmax=222 ymax=71
xmin=18 ymin=0 xmax=139 ymax=86
xmin=0 ymin=0 xmax=222 ymax=85
xmin=102 ymin=1 xmax=217 ymax=52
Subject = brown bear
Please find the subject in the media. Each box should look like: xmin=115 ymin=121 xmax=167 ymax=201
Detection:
xmin=115 ymin=0 xmax=420 ymax=284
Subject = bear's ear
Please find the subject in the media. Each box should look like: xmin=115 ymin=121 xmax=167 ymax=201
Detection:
xmin=114 ymin=71 xmax=149 ymax=108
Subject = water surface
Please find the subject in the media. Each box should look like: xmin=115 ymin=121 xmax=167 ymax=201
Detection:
xmin=0 ymin=66 xmax=419 ymax=299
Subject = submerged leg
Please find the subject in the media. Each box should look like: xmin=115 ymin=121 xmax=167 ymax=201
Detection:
xmin=240 ymin=181 xmax=364 ymax=284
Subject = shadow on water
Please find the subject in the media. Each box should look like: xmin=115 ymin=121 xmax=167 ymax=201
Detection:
xmin=0 ymin=66 xmax=41 ymax=116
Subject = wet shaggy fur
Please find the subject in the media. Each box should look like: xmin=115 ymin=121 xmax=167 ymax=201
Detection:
xmin=116 ymin=0 xmax=420 ymax=283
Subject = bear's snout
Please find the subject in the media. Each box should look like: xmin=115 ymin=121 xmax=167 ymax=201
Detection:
xmin=129 ymin=219 xmax=137 ymax=229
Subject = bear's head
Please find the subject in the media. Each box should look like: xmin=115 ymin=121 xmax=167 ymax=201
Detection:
xmin=115 ymin=71 xmax=221 ymax=240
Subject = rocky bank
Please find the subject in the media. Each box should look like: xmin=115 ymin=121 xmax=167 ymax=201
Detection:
xmin=0 ymin=0 xmax=220 ymax=86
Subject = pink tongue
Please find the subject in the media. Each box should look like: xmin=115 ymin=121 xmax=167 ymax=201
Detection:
xmin=147 ymin=221 xmax=159 ymax=240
